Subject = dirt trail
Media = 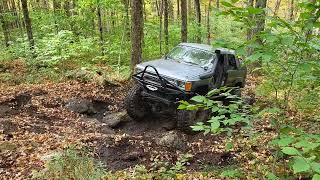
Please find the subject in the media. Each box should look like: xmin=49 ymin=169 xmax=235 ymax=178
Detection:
xmin=0 ymin=81 xmax=238 ymax=178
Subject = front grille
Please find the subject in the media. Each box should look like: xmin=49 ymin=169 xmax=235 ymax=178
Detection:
xmin=143 ymin=73 xmax=161 ymax=84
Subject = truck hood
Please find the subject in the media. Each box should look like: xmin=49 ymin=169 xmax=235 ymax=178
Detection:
xmin=136 ymin=59 xmax=208 ymax=81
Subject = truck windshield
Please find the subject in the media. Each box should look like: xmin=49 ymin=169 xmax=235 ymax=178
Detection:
xmin=167 ymin=46 xmax=214 ymax=66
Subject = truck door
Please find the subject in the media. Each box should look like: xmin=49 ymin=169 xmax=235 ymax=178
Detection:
xmin=224 ymin=54 xmax=246 ymax=87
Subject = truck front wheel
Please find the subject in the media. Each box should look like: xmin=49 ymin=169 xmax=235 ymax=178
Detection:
xmin=124 ymin=84 xmax=148 ymax=120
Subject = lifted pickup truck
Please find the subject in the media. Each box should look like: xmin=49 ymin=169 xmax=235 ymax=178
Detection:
xmin=125 ymin=43 xmax=247 ymax=132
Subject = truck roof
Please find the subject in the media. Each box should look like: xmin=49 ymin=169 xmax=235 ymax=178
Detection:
xmin=179 ymin=43 xmax=235 ymax=55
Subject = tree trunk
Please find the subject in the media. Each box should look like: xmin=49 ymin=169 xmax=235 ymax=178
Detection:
xmin=181 ymin=0 xmax=187 ymax=42
xmin=207 ymin=0 xmax=212 ymax=44
xmin=123 ymin=0 xmax=130 ymax=37
xmin=273 ymin=0 xmax=281 ymax=16
xmin=0 ymin=0 xmax=10 ymax=47
xmin=143 ymin=0 xmax=147 ymax=21
xmin=21 ymin=0 xmax=34 ymax=52
xmin=131 ymin=0 xmax=144 ymax=73
xmin=97 ymin=3 xmax=104 ymax=56
xmin=177 ymin=0 xmax=180 ymax=18
xmin=53 ymin=0 xmax=59 ymax=33
xmin=159 ymin=0 xmax=163 ymax=54
xmin=255 ymin=0 xmax=267 ymax=45
xmin=288 ymin=0 xmax=294 ymax=20
xmin=216 ymin=0 xmax=219 ymax=10
xmin=164 ymin=0 xmax=169 ymax=53
xmin=10 ymin=0 xmax=20 ymax=28
xmin=194 ymin=0 xmax=201 ymax=43
xmin=188 ymin=0 xmax=192 ymax=16
xmin=246 ymin=0 xmax=254 ymax=56
xmin=252 ymin=0 xmax=267 ymax=68
xmin=64 ymin=0 xmax=71 ymax=17
xmin=168 ymin=0 xmax=174 ymax=19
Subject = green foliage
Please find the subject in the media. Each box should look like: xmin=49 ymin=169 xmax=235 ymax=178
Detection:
xmin=221 ymin=0 xmax=320 ymax=115
xmin=270 ymin=126 xmax=320 ymax=178
xmin=33 ymin=147 xmax=106 ymax=180
xmin=178 ymin=87 xmax=251 ymax=135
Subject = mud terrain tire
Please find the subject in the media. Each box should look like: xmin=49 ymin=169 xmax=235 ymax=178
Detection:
xmin=177 ymin=110 xmax=210 ymax=134
xmin=124 ymin=84 xmax=148 ymax=120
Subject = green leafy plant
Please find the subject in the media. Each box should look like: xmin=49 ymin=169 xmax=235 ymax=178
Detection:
xmin=178 ymin=87 xmax=251 ymax=135
xmin=270 ymin=126 xmax=320 ymax=179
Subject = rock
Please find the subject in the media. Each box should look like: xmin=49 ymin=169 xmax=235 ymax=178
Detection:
xmin=100 ymin=125 xmax=116 ymax=134
xmin=157 ymin=131 xmax=186 ymax=150
xmin=0 ymin=118 xmax=17 ymax=135
xmin=13 ymin=93 xmax=32 ymax=107
xmin=100 ymin=111 xmax=131 ymax=128
xmin=65 ymin=99 xmax=94 ymax=114
xmin=122 ymin=151 xmax=144 ymax=161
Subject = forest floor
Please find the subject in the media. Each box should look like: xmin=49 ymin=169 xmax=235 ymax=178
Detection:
xmin=0 ymin=75 xmax=282 ymax=179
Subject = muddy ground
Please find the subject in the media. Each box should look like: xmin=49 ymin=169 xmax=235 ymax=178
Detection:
xmin=0 ymin=81 xmax=245 ymax=179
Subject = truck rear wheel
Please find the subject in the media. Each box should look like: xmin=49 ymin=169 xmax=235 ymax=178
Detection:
xmin=124 ymin=84 xmax=148 ymax=120
xmin=177 ymin=109 xmax=211 ymax=134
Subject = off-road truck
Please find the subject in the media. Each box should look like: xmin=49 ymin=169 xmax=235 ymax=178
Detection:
xmin=125 ymin=43 xmax=247 ymax=132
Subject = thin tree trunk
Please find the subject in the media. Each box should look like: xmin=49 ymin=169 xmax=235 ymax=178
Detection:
xmin=143 ymin=0 xmax=147 ymax=21
xmin=159 ymin=0 xmax=163 ymax=54
xmin=168 ymin=0 xmax=174 ymax=19
xmin=53 ymin=0 xmax=59 ymax=33
xmin=246 ymin=0 xmax=254 ymax=56
xmin=64 ymin=0 xmax=71 ymax=17
xmin=255 ymin=0 xmax=267 ymax=45
xmin=252 ymin=0 xmax=267 ymax=68
xmin=10 ymin=0 xmax=19 ymax=28
xmin=21 ymin=0 xmax=35 ymax=53
xmin=288 ymin=0 xmax=294 ymax=20
xmin=207 ymin=0 xmax=212 ymax=44
xmin=131 ymin=0 xmax=144 ymax=73
xmin=188 ymin=0 xmax=192 ymax=16
xmin=273 ymin=0 xmax=281 ymax=16
xmin=181 ymin=0 xmax=187 ymax=42
xmin=216 ymin=0 xmax=219 ymax=10
xmin=0 ymin=0 xmax=10 ymax=47
xmin=194 ymin=0 xmax=201 ymax=43
xmin=97 ymin=3 xmax=104 ymax=56
xmin=164 ymin=0 xmax=169 ymax=53
xmin=123 ymin=0 xmax=130 ymax=37
xmin=177 ymin=0 xmax=180 ymax=18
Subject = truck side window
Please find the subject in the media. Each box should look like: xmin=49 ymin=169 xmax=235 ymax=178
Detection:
xmin=228 ymin=55 xmax=237 ymax=70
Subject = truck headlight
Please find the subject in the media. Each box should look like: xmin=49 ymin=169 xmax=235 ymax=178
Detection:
xmin=184 ymin=82 xmax=192 ymax=91
xmin=177 ymin=81 xmax=192 ymax=91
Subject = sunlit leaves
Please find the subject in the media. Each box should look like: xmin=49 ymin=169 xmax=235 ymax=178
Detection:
xmin=281 ymin=147 xmax=300 ymax=156
xmin=292 ymin=156 xmax=310 ymax=174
